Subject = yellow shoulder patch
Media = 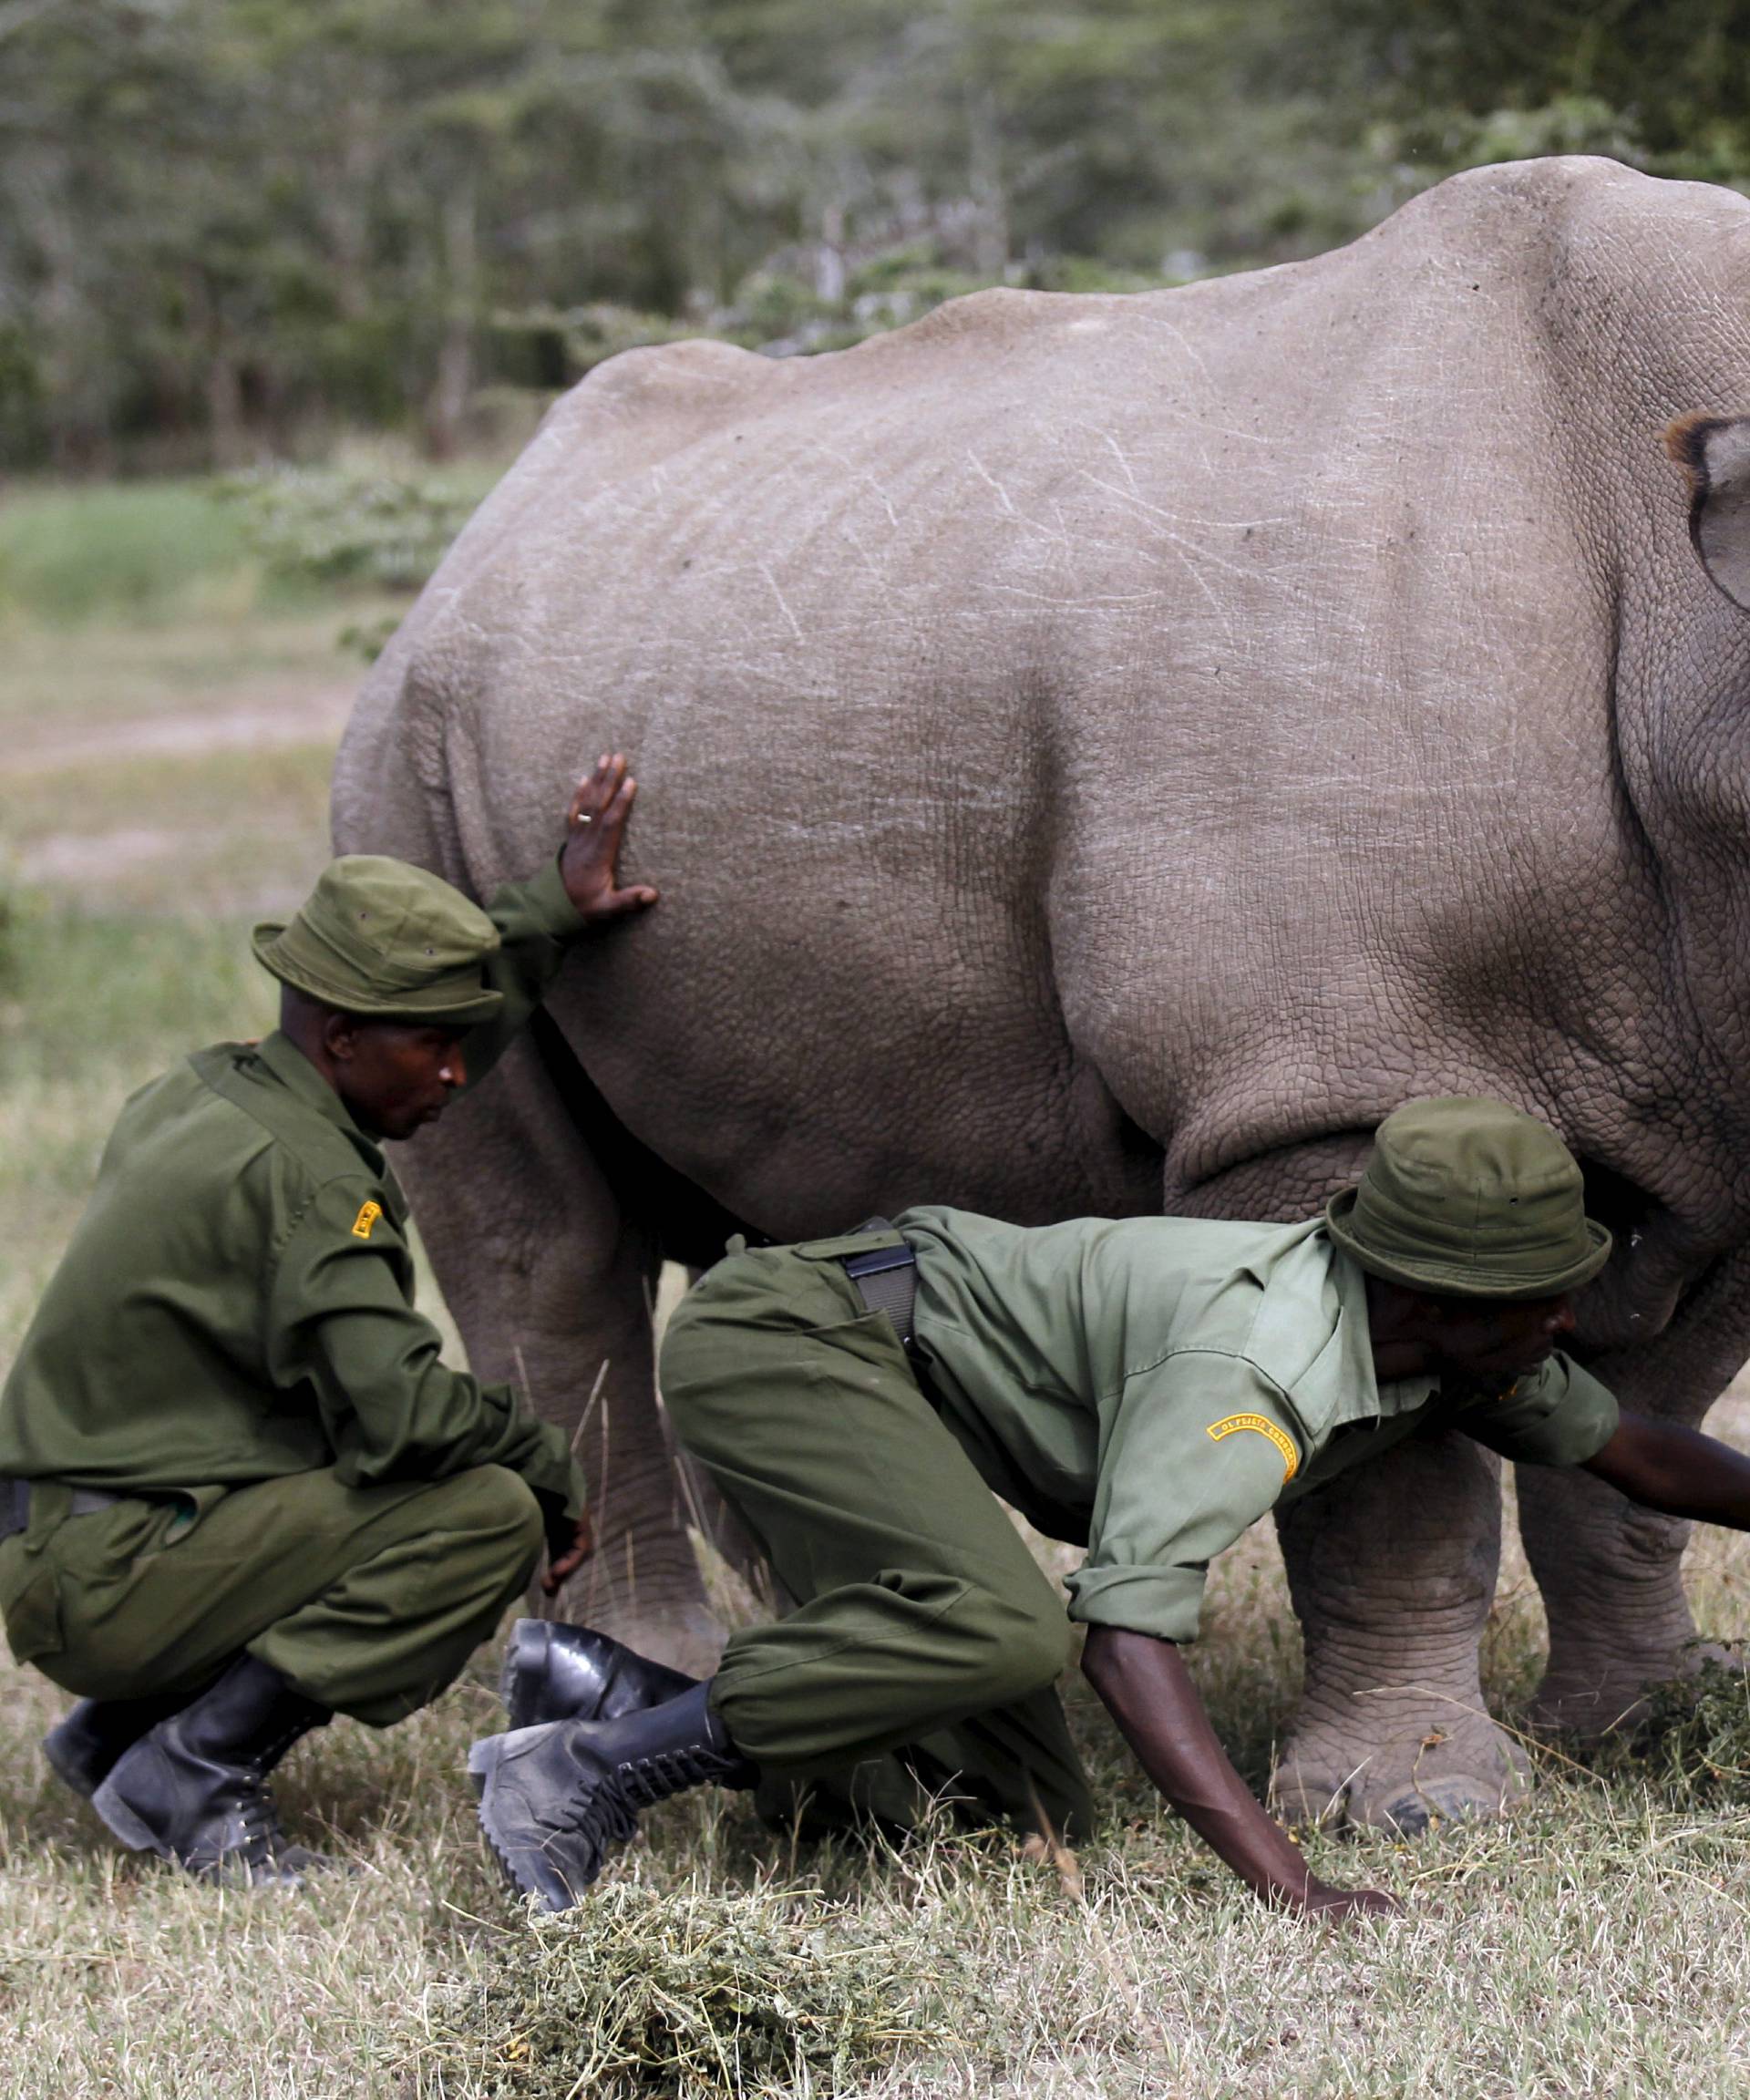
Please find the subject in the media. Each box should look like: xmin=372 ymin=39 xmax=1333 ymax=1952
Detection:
xmin=1206 ymin=1412 xmax=1298 ymax=1481
xmin=350 ymin=1200 xmax=384 ymax=1240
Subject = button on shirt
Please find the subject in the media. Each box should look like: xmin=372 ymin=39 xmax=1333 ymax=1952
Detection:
xmin=0 ymin=860 xmax=590 ymax=1526
xmin=901 ymin=1207 xmax=1618 ymax=1645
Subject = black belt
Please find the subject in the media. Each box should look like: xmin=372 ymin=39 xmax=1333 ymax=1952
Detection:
xmin=0 ymin=1477 xmax=124 ymax=1544
xmin=842 ymin=1230 xmax=920 ymax=1355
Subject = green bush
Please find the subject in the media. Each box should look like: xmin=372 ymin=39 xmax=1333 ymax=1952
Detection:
xmin=495 ymin=303 xmax=696 ymax=380
xmin=221 ymin=463 xmax=499 ymax=595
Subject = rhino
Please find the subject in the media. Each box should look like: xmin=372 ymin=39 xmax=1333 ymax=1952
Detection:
xmin=332 ymin=154 xmax=1750 ymax=1828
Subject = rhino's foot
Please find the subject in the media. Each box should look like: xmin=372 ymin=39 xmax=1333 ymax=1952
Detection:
xmin=1272 ymin=1698 xmax=1529 ymax=1835
xmin=1529 ymin=1637 xmax=1742 ymax=1740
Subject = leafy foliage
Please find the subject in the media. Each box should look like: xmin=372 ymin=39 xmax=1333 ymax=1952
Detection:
xmin=1311 ymin=0 xmax=1750 ymax=191
xmin=3 ymin=5 xmax=1744 ymax=486
xmin=221 ymin=464 xmax=494 ymax=592
xmin=0 ymin=0 xmax=1390 ymax=473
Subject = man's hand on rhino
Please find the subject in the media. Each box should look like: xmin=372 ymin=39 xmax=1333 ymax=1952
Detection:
xmin=541 ymin=1511 xmax=596 ymax=1596
xmin=560 ymin=753 xmax=659 ymax=925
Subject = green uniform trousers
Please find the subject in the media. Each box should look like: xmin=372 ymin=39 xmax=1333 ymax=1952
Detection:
xmin=660 ymin=1240 xmax=1095 ymax=1840
xmin=0 ymin=1463 xmax=543 ymax=1727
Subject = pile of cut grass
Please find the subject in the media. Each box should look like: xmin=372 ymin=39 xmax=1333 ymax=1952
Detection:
xmin=1585 ymin=1651 xmax=1750 ymax=1807
xmin=432 ymin=1871 xmax=983 ymax=2098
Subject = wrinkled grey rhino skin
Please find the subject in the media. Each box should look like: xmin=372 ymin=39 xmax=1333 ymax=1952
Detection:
xmin=334 ymin=155 xmax=1750 ymax=1829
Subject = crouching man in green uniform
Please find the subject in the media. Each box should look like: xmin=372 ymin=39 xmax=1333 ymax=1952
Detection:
xmin=471 ymin=1097 xmax=1750 ymax=1918
xmin=0 ymin=755 xmax=656 ymax=1887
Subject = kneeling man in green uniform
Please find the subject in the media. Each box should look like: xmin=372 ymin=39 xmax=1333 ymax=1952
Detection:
xmin=0 ymin=756 xmax=655 ymax=1886
xmin=471 ymin=1097 xmax=1750 ymax=1918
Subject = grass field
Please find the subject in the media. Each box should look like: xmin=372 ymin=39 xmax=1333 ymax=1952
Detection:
xmin=8 ymin=479 xmax=1750 ymax=2096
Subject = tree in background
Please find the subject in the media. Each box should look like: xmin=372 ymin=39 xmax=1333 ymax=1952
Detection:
xmin=1317 ymin=0 xmax=1750 ymax=188
xmin=1 ymin=0 xmax=1735 ymax=472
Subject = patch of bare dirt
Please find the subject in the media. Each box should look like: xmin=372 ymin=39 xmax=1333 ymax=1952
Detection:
xmin=0 ymin=685 xmax=355 ymax=777
xmin=17 ymin=828 xmax=181 ymax=883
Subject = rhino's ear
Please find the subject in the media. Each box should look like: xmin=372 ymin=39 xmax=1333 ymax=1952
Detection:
xmin=1668 ymin=414 xmax=1750 ymax=611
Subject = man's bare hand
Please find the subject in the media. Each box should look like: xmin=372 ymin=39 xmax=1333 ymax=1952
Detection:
xmin=559 ymin=753 xmax=659 ymax=925
xmin=1082 ymin=1626 xmax=1406 ymax=1922
xmin=541 ymin=1511 xmax=596 ymax=1595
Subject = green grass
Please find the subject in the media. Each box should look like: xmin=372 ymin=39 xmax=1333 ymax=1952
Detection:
xmin=0 ymin=481 xmax=263 ymax=627
xmin=0 ymin=604 xmax=383 ymax=749
xmin=0 ymin=905 xmax=276 ymax=1355
xmin=0 ymin=451 xmax=500 ymax=631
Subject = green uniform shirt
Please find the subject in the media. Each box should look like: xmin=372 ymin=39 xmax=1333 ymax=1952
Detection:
xmin=0 ymin=860 xmax=588 ymax=1526
xmin=901 ymin=1207 xmax=1619 ymax=1645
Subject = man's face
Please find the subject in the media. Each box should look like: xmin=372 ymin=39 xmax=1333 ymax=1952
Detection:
xmin=1425 ymin=1291 xmax=1578 ymax=1387
xmin=328 ymin=1017 xmax=470 ymax=1140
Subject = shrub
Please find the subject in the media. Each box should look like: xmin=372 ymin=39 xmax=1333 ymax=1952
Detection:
xmin=221 ymin=463 xmax=499 ymax=595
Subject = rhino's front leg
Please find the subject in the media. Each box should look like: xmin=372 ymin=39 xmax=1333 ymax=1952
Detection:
xmin=1272 ymin=1428 xmax=1528 ymax=1831
xmin=396 ymin=1028 xmax=726 ymax=1679
xmin=1518 ymin=1244 xmax=1750 ymax=1735
xmin=1515 ymin=1469 xmax=1695 ymax=1734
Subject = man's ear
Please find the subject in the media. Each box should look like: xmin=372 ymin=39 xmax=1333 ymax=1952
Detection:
xmin=322 ymin=1011 xmax=364 ymax=1064
xmin=1667 ymin=414 xmax=1750 ymax=611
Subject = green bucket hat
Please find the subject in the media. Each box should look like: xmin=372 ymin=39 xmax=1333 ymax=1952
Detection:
xmin=252 ymin=856 xmax=504 ymax=1024
xmin=1325 ymin=1096 xmax=1612 ymax=1300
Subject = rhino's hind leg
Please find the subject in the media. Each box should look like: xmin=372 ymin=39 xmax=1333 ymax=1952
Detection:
xmin=1273 ymin=1429 xmax=1528 ymax=1832
xmin=395 ymin=1028 xmax=727 ymax=1680
xmin=1515 ymin=1249 xmax=1750 ymax=1735
xmin=1516 ymin=1467 xmax=1699 ymax=1735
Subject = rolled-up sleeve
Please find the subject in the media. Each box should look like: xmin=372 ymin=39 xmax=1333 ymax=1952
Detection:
xmin=1458 ymin=1353 xmax=1620 ymax=1468
xmin=457 ymin=857 xmax=591 ymax=1090
xmin=1065 ymin=1350 xmax=1304 ymax=1643
xmin=265 ymin=1175 xmax=584 ymax=1517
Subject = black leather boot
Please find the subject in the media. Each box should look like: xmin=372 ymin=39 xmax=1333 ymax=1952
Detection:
xmin=90 ymin=1654 xmax=335 ymax=1887
xmin=470 ymin=1681 xmax=757 ymax=1912
xmin=499 ymin=1619 xmax=699 ymax=1732
xmin=43 ymin=1690 xmax=199 ymax=1800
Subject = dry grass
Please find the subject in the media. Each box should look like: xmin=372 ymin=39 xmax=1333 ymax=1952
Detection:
xmin=12 ymin=1519 xmax=1750 ymax=2099
xmin=9 ymin=524 xmax=1750 ymax=2094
